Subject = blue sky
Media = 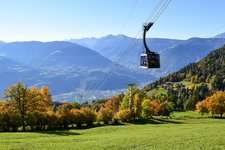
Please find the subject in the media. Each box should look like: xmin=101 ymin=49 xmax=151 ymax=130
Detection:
xmin=0 ymin=0 xmax=225 ymax=42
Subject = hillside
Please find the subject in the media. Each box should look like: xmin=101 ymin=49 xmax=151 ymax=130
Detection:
xmin=143 ymin=45 xmax=225 ymax=110
xmin=159 ymin=38 xmax=225 ymax=75
xmin=213 ymin=32 xmax=225 ymax=38
xmin=0 ymin=41 xmax=155 ymax=97
xmin=0 ymin=56 xmax=41 ymax=94
xmin=0 ymin=41 xmax=5 ymax=47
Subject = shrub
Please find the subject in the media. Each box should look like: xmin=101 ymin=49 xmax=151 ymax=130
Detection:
xmin=160 ymin=100 xmax=174 ymax=116
xmin=81 ymin=108 xmax=97 ymax=126
xmin=115 ymin=109 xmax=132 ymax=122
xmin=45 ymin=110 xmax=58 ymax=129
xmin=98 ymin=108 xmax=114 ymax=124
xmin=0 ymin=102 xmax=20 ymax=131
xmin=70 ymin=109 xmax=85 ymax=127
xmin=196 ymin=99 xmax=208 ymax=116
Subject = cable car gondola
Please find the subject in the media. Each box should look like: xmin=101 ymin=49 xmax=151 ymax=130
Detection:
xmin=140 ymin=22 xmax=160 ymax=68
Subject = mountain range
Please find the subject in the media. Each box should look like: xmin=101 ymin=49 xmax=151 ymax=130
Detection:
xmin=69 ymin=34 xmax=225 ymax=76
xmin=0 ymin=32 xmax=225 ymax=101
xmin=0 ymin=41 xmax=154 ymax=98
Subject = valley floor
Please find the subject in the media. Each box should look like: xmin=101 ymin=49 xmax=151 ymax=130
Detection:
xmin=0 ymin=115 xmax=225 ymax=149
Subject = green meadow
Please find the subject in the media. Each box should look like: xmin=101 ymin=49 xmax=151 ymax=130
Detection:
xmin=0 ymin=112 xmax=225 ymax=150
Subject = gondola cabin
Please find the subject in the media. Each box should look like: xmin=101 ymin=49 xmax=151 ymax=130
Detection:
xmin=140 ymin=22 xmax=160 ymax=69
xmin=140 ymin=52 xmax=160 ymax=68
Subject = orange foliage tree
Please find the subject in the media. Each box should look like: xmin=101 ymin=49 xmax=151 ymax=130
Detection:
xmin=206 ymin=91 xmax=225 ymax=117
xmin=196 ymin=99 xmax=208 ymax=116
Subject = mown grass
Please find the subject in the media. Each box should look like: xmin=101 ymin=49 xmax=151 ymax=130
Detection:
xmin=0 ymin=114 xmax=225 ymax=150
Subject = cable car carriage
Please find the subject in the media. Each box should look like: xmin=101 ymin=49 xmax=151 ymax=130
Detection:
xmin=140 ymin=22 xmax=160 ymax=68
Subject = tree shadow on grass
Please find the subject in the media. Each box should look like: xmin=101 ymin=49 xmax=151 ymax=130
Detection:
xmin=153 ymin=118 xmax=183 ymax=124
xmin=211 ymin=116 xmax=225 ymax=119
xmin=127 ymin=118 xmax=183 ymax=125
xmin=75 ymin=122 xmax=125 ymax=130
xmin=36 ymin=130 xmax=80 ymax=136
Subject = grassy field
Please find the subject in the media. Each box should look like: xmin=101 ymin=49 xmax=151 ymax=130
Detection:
xmin=0 ymin=115 xmax=225 ymax=149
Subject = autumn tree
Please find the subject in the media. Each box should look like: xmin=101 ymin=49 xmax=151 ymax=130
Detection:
xmin=115 ymin=109 xmax=132 ymax=122
xmin=0 ymin=101 xmax=20 ymax=131
xmin=196 ymin=99 xmax=208 ymax=116
xmin=104 ymin=94 xmax=123 ymax=112
xmin=58 ymin=103 xmax=73 ymax=128
xmin=150 ymin=100 xmax=161 ymax=116
xmin=81 ymin=107 xmax=97 ymax=126
xmin=24 ymin=86 xmax=51 ymax=130
xmin=39 ymin=86 xmax=52 ymax=109
xmin=4 ymin=83 xmax=29 ymax=131
xmin=206 ymin=91 xmax=225 ymax=117
xmin=70 ymin=109 xmax=85 ymax=127
xmin=98 ymin=108 xmax=114 ymax=124
xmin=45 ymin=110 xmax=58 ymax=129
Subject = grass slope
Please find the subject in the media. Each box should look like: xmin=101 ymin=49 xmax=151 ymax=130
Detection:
xmin=0 ymin=117 xmax=225 ymax=149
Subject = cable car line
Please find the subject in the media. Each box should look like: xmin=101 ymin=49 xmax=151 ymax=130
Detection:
xmin=140 ymin=0 xmax=171 ymax=68
xmin=146 ymin=0 xmax=165 ymax=22
xmin=87 ymin=0 xmax=172 ymax=100
xmin=84 ymin=0 xmax=140 ymax=100
xmin=152 ymin=0 xmax=171 ymax=22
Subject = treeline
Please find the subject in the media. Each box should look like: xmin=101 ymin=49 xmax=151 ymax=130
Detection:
xmin=0 ymin=83 xmax=174 ymax=132
xmin=145 ymin=82 xmax=211 ymax=110
xmin=144 ymin=45 xmax=225 ymax=91
xmin=143 ymin=45 xmax=225 ymax=110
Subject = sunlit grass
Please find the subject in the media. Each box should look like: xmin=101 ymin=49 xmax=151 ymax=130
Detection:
xmin=0 ymin=117 xmax=225 ymax=149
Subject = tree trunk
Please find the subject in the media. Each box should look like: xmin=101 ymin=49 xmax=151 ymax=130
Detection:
xmin=22 ymin=115 xmax=26 ymax=131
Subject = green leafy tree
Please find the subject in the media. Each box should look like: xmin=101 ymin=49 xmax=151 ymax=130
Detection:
xmin=120 ymin=84 xmax=138 ymax=110
xmin=133 ymin=92 xmax=143 ymax=119
xmin=141 ymin=99 xmax=154 ymax=119
xmin=160 ymin=100 xmax=174 ymax=116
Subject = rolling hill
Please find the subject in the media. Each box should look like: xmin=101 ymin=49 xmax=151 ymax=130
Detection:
xmin=143 ymin=45 xmax=225 ymax=110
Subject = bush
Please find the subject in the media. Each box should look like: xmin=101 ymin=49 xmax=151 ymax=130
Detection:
xmin=196 ymin=99 xmax=208 ymax=116
xmin=98 ymin=108 xmax=114 ymax=124
xmin=0 ymin=103 xmax=20 ymax=131
xmin=81 ymin=108 xmax=97 ymax=126
xmin=160 ymin=100 xmax=174 ymax=116
xmin=70 ymin=109 xmax=85 ymax=127
xmin=45 ymin=110 xmax=59 ymax=129
xmin=116 ymin=109 xmax=132 ymax=122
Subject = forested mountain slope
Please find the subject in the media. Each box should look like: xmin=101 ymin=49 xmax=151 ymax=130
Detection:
xmin=143 ymin=45 xmax=225 ymax=110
